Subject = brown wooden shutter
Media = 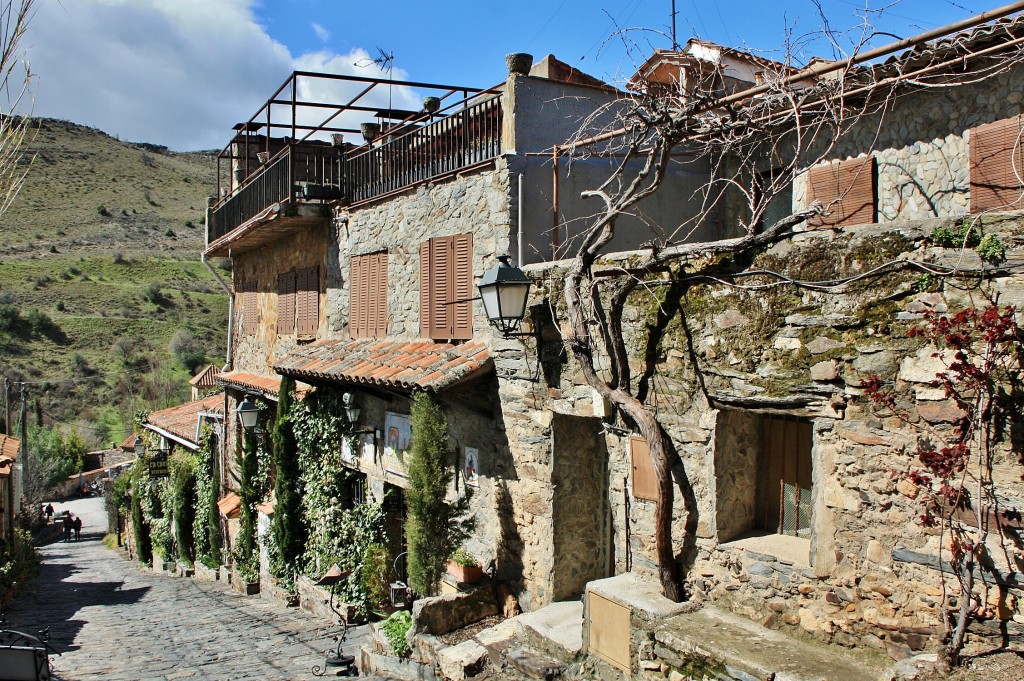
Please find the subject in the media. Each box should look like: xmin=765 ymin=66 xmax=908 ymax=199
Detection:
xmin=296 ymin=266 xmax=319 ymax=336
xmin=429 ymin=236 xmax=453 ymax=339
xmin=630 ymin=435 xmax=659 ymax=502
xmin=419 ymin=241 xmax=431 ymax=337
xmin=451 ymin=234 xmax=473 ymax=340
xmin=277 ymin=271 xmax=296 ymax=335
xmin=241 ymin=281 xmax=258 ymax=335
xmin=807 ymin=156 xmax=875 ymax=228
xmin=371 ymin=252 xmax=388 ymax=337
xmin=349 ymin=256 xmax=366 ymax=338
xmin=970 ymin=116 xmax=1024 ymax=212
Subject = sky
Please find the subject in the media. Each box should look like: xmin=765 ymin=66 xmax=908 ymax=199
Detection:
xmin=17 ymin=0 xmax=1003 ymax=151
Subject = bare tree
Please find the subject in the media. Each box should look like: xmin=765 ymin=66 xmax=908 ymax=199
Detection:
xmin=0 ymin=0 xmax=34 ymax=216
xmin=556 ymin=4 xmax=1024 ymax=610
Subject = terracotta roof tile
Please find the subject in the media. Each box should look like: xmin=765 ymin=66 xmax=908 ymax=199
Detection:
xmin=189 ymin=364 xmax=221 ymax=388
xmin=217 ymin=492 xmax=241 ymax=519
xmin=273 ymin=338 xmax=492 ymax=392
xmin=214 ymin=371 xmax=311 ymax=400
xmin=0 ymin=434 xmax=20 ymax=461
xmin=145 ymin=393 xmax=224 ymax=448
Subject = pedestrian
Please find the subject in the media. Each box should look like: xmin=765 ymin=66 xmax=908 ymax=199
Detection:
xmin=73 ymin=515 xmax=83 ymax=541
xmin=45 ymin=503 xmax=54 ymax=522
xmin=63 ymin=513 xmax=73 ymax=542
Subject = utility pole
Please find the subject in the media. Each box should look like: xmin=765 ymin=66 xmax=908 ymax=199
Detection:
xmin=4 ymin=377 xmax=10 ymax=436
xmin=671 ymin=0 xmax=679 ymax=51
xmin=19 ymin=383 xmax=27 ymax=496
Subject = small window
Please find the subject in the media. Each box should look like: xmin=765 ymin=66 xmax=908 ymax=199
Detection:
xmin=806 ymin=156 xmax=876 ymax=228
xmin=419 ymin=234 xmax=473 ymax=340
xmin=350 ymin=252 xmax=389 ymax=339
xmin=754 ymin=170 xmax=793 ymax=232
xmin=970 ymin=115 xmax=1024 ymax=212
xmin=629 ymin=434 xmax=659 ymax=502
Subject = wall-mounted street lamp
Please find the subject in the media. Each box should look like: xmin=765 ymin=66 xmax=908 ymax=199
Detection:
xmin=477 ymin=255 xmax=532 ymax=337
xmin=237 ymin=395 xmax=260 ymax=431
xmin=133 ymin=438 xmax=146 ymax=456
xmin=342 ymin=392 xmax=361 ymax=431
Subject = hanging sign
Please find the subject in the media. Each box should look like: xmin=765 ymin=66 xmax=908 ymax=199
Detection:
xmin=147 ymin=451 xmax=170 ymax=478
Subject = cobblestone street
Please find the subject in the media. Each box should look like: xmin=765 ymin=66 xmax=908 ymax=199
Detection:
xmin=5 ymin=497 xmax=375 ymax=681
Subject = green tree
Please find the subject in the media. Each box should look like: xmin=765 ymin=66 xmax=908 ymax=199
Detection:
xmin=270 ymin=375 xmax=305 ymax=582
xmin=405 ymin=392 xmax=472 ymax=596
xmin=170 ymin=451 xmax=197 ymax=563
xmin=234 ymin=433 xmax=259 ymax=578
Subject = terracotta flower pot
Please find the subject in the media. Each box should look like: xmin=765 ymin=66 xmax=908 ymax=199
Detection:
xmin=447 ymin=560 xmax=484 ymax=584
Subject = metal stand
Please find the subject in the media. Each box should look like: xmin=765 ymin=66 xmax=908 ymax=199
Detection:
xmin=311 ymin=565 xmax=358 ymax=677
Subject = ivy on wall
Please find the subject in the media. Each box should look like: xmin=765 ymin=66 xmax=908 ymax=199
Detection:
xmin=270 ymin=375 xmax=306 ymax=585
xmin=192 ymin=426 xmax=222 ymax=568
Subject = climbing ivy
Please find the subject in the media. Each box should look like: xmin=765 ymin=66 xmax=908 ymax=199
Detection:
xmin=192 ymin=426 xmax=221 ymax=568
xmin=169 ymin=449 xmax=198 ymax=565
xmin=233 ymin=432 xmax=260 ymax=581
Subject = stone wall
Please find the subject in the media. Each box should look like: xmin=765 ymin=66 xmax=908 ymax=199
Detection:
xmin=794 ymin=66 xmax=1024 ymax=222
xmin=509 ymin=212 xmax=1024 ymax=658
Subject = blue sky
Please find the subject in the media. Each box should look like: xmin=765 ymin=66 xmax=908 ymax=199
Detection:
xmin=21 ymin=0 xmax=997 ymax=150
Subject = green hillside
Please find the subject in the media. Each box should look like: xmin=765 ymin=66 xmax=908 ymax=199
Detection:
xmin=0 ymin=119 xmax=229 ymax=446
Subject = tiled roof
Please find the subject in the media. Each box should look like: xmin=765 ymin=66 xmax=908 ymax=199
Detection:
xmin=217 ymin=492 xmax=241 ymax=519
xmin=0 ymin=434 xmax=19 ymax=476
xmin=214 ymin=371 xmax=311 ymax=400
xmin=272 ymin=338 xmax=492 ymax=392
xmin=189 ymin=364 xmax=220 ymax=388
xmin=119 ymin=433 xmax=140 ymax=451
xmin=145 ymin=393 xmax=224 ymax=448
xmin=256 ymin=500 xmax=276 ymax=516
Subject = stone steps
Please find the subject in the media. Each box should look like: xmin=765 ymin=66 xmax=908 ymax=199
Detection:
xmin=505 ymin=644 xmax=567 ymax=681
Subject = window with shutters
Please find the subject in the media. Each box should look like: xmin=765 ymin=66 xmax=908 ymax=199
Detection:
xmin=970 ymin=115 xmax=1024 ymax=212
xmin=240 ymin=281 xmax=258 ymax=335
xmin=806 ymin=156 xmax=876 ymax=228
xmin=629 ymin=434 xmax=659 ymax=502
xmin=349 ymin=252 xmax=389 ymax=339
xmin=277 ymin=271 xmax=296 ymax=335
xmin=296 ymin=265 xmax=320 ymax=337
xmin=419 ymin=234 xmax=473 ymax=341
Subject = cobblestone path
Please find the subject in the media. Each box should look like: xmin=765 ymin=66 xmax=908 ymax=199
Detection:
xmin=5 ymin=497 xmax=375 ymax=680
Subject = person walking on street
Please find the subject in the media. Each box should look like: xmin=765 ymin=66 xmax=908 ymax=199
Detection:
xmin=45 ymin=504 xmax=54 ymax=523
xmin=73 ymin=515 xmax=82 ymax=541
xmin=63 ymin=513 xmax=73 ymax=542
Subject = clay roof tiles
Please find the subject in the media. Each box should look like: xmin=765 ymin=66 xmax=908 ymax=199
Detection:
xmin=272 ymin=338 xmax=492 ymax=392
xmin=214 ymin=371 xmax=311 ymax=400
xmin=145 ymin=393 xmax=224 ymax=448
xmin=0 ymin=434 xmax=19 ymax=476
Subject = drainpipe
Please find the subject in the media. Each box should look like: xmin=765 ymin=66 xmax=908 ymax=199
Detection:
xmin=201 ymin=250 xmax=234 ymax=372
xmin=517 ymin=172 xmax=524 ymax=265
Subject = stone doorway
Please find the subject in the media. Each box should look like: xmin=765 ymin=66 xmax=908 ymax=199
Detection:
xmin=551 ymin=413 xmax=610 ymax=601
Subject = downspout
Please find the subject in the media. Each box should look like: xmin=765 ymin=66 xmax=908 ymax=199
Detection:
xmin=200 ymin=246 xmax=234 ymax=371
xmin=517 ymin=172 xmax=524 ymax=265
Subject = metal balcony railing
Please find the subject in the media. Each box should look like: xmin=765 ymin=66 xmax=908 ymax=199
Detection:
xmin=207 ymin=71 xmax=500 ymax=245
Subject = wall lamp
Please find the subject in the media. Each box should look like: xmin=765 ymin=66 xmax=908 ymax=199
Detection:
xmin=133 ymin=438 xmax=146 ymax=456
xmin=237 ymin=395 xmax=266 ymax=444
xmin=477 ymin=255 xmax=532 ymax=337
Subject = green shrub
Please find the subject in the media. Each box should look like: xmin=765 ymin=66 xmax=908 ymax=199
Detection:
xmin=270 ymin=376 xmax=305 ymax=582
xmin=977 ymin=233 xmax=1006 ymax=263
xmin=361 ymin=543 xmax=393 ymax=609
xmin=405 ymin=393 xmax=473 ymax=597
xmin=930 ymin=223 xmax=980 ymax=248
xmin=0 ymin=529 xmax=39 ymax=606
xmin=381 ymin=611 xmax=412 ymax=657
xmin=97 ymin=205 xmax=110 ymax=217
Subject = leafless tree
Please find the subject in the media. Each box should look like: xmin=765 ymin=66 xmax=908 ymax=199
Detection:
xmin=0 ymin=0 xmax=33 ymax=217
xmin=556 ymin=5 xmax=1024 ymax=611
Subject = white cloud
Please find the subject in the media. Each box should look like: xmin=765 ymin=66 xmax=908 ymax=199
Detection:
xmin=312 ymin=23 xmax=330 ymax=43
xmin=21 ymin=0 xmax=417 ymax=151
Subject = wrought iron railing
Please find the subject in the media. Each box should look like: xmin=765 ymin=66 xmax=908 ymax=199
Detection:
xmin=208 ymin=95 xmax=502 ymax=244
xmin=344 ymin=95 xmax=503 ymax=203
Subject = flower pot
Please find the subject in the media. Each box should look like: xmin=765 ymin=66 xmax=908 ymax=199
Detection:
xmin=360 ymin=122 xmax=381 ymax=142
xmin=422 ymin=96 xmax=441 ymax=114
xmin=506 ymin=53 xmax=533 ymax=76
xmin=447 ymin=560 xmax=484 ymax=584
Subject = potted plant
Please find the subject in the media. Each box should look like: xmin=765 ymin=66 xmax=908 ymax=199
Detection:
xmin=506 ymin=52 xmax=533 ymax=76
xmin=422 ymin=96 xmax=441 ymax=114
xmin=360 ymin=122 xmax=381 ymax=142
xmin=446 ymin=547 xmax=483 ymax=584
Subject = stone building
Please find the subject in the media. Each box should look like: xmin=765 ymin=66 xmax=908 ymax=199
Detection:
xmin=201 ymin=14 xmax=1024 ymax=675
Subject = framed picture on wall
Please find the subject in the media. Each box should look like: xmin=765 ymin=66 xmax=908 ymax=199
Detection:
xmin=384 ymin=411 xmax=412 ymax=477
xmin=464 ymin=447 xmax=479 ymax=488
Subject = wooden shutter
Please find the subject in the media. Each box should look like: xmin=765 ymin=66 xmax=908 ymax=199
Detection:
xmin=297 ymin=266 xmax=319 ymax=336
xmin=277 ymin=271 xmax=296 ymax=335
xmin=758 ymin=417 xmax=813 ymax=537
xmin=370 ymin=252 xmax=388 ymax=337
xmin=419 ymin=242 xmax=431 ymax=337
xmin=807 ymin=156 xmax=875 ymax=228
xmin=429 ymin=236 xmax=452 ymax=339
xmin=630 ymin=434 xmax=659 ymax=502
xmin=451 ymin=234 xmax=473 ymax=340
xmin=241 ymin=282 xmax=258 ymax=335
xmin=970 ymin=116 xmax=1024 ymax=212
xmin=349 ymin=256 xmax=367 ymax=338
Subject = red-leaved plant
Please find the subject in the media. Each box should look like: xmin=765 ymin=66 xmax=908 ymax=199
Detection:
xmin=863 ymin=304 xmax=1022 ymax=669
